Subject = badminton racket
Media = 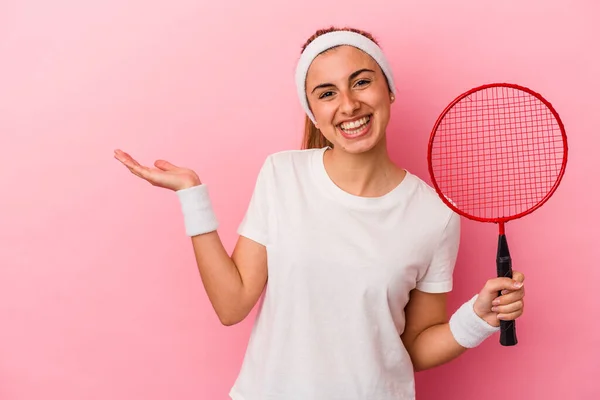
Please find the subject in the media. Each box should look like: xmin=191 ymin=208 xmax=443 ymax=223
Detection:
xmin=427 ymin=82 xmax=568 ymax=346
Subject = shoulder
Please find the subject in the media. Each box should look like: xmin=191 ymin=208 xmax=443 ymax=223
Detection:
xmin=248 ymin=148 xmax=325 ymax=192
xmin=404 ymin=171 xmax=459 ymax=230
xmin=265 ymin=148 xmax=324 ymax=168
xmin=257 ymin=147 xmax=324 ymax=178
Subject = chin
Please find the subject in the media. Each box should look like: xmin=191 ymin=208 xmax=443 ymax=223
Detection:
xmin=337 ymin=138 xmax=382 ymax=154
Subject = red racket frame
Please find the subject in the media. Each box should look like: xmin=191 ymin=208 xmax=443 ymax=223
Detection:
xmin=427 ymin=82 xmax=568 ymax=346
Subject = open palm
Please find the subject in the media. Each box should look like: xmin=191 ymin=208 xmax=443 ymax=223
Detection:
xmin=113 ymin=149 xmax=200 ymax=191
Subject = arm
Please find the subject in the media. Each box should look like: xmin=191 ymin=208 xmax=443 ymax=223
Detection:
xmin=190 ymin=232 xmax=267 ymax=326
xmin=175 ymin=157 xmax=275 ymax=327
xmin=401 ymin=274 xmax=526 ymax=371
xmin=176 ymin=180 xmax=269 ymax=327
xmin=113 ymin=149 xmax=269 ymax=327
xmin=400 ymin=290 xmax=465 ymax=371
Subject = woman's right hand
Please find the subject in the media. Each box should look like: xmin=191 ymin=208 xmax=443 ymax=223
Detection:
xmin=114 ymin=149 xmax=201 ymax=191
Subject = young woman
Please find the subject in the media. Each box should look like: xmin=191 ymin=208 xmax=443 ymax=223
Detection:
xmin=114 ymin=26 xmax=525 ymax=400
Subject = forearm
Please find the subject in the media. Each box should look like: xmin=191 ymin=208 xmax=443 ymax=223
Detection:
xmin=404 ymin=295 xmax=499 ymax=371
xmin=177 ymin=184 xmax=262 ymax=325
xmin=191 ymin=231 xmax=247 ymax=325
xmin=114 ymin=151 xmax=267 ymax=325
xmin=407 ymin=322 xmax=467 ymax=371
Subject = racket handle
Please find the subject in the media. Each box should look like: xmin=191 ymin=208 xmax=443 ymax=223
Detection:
xmin=497 ymin=234 xmax=518 ymax=346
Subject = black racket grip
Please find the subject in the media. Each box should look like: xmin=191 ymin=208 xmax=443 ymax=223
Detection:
xmin=497 ymin=234 xmax=518 ymax=346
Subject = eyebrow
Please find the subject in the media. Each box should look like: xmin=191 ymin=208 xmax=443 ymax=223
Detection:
xmin=310 ymin=68 xmax=375 ymax=93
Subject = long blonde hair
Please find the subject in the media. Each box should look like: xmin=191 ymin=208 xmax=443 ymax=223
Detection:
xmin=299 ymin=26 xmax=380 ymax=150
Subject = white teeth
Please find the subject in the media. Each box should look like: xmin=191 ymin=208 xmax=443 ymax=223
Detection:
xmin=340 ymin=116 xmax=370 ymax=132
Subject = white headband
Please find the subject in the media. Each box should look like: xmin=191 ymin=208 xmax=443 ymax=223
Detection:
xmin=295 ymin=30 xmax=397 ymax=124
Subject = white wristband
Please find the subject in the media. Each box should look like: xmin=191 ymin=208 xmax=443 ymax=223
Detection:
xmin=175 ymin=184 xmax=219 ymax=237
xmin=449 ymin=294 xmax=499 ymax=348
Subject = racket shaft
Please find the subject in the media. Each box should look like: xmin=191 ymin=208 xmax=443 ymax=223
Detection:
xmin=497 ymin=234 xmax=517 ymax=346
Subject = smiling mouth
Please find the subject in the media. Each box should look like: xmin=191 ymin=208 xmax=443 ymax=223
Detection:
xmin=338 ymin=115 xmax=372 ymax=137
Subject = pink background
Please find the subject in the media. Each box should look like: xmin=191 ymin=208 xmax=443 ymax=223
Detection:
xmin=1 ymin=1 xmax=598 ymax=399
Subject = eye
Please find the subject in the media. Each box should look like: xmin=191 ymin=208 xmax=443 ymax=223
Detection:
xmin=355 ymin=79 xmax=370 ymax=87
xmin=319 ymin=91 xmax=334 ymax=99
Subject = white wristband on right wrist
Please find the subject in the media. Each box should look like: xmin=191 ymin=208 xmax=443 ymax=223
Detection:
xmin=449 ymin=294 xmax=500 ymax=348
xmin=175 ymin=184 xmax=219 ymax=237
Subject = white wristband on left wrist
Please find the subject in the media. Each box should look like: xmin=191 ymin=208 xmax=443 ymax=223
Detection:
xmin=449 ymin=294 xmax=499 ymax=348
xmin=175 ymin=184 xmax=219 ymax=237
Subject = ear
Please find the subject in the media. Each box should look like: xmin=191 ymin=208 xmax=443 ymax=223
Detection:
xmin=390 ymin=93 xmax=395 ymax=103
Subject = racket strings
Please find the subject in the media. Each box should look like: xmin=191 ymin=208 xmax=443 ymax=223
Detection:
xmin=430 ymin=86 xmax=565 ymax=220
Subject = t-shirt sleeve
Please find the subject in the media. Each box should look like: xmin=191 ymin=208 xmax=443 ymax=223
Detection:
xmin=237 ymin=156 xmax=274 ymax=246
xmin=416 ymin=211 xmax=461 ymax=293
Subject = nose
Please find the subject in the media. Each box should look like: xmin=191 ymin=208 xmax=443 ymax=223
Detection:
xmin=339 ymin=90 xmax=360 ymax=115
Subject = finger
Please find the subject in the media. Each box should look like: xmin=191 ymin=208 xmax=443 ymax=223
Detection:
xmin=498 ymin=272 xmax=525 ymax=295
xmin=500 ymin=285 xmax=526 ymax=296
xmin=493 ymin=289 xmax=524 ymax=306
xmin=512 ymin=271 xmax=525 ymax=283
xmin=115 ymin=153 xmax=143 ymax=170
xmin=126 ymin=165 xmax=144 ymax=179
xmin=114 ymin=149 xmax=141 ymax=164
xmin=135 ymin=165 xmax=154 ymax=181
xmin=114 ymin=151 xmax=131 ymax=165
xmin=154 ymin=159 xmax=179 ymax=171
xmin=497 ymin=308 xmax=524 ymax=321
xmin=130 ymin=157 xmax=142 ymax=167
xmin=492 ymin=299 xmax=524 ymax=314
xmin=123 ymin=153 xmax=142 ymax=167
xmin=124 ymin=163 xmax=153 ymax=180
xmin=484 ymin=277 xmax=523 ymax=293
xmin=114 ymin=149 xmax=134 ymax=163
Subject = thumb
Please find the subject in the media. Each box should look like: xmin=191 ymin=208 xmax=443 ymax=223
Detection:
xmin=479 ymin=277 xmax=523 ymax=302
xmin=154 ymin=159 xmax=179 ymax=171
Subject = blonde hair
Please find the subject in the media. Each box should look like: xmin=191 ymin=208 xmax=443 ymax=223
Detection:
xmin=299 ymin=27 xmax=380 ymax=150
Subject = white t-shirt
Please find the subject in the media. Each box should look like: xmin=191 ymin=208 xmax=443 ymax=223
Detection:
xmin=229 ymin=147 xmax=460 ymax=400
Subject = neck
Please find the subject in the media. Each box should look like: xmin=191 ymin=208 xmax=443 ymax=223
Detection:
xmin=323 ymin=139 xmax=404 ymax=197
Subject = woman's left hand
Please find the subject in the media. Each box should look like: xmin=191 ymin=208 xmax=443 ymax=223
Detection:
xmin=473 ymin=271 xmax=525 ymax=327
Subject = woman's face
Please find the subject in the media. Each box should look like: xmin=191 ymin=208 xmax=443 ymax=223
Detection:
xmin=305 ymin=45 xmax=394 ymax=154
